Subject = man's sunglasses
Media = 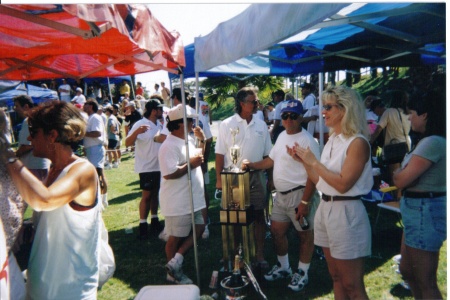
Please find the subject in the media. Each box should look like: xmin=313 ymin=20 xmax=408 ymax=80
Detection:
xmin=281 ymin=113 xmax=299 ymax=120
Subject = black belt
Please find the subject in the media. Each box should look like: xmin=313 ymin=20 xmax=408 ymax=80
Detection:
xmin=279 ymin=185 xmax=305 ymax=195
xmin=403 ymin=191 xmax=446 ymax=198
xmin=322 ymin=194 xmax=362 ymax=202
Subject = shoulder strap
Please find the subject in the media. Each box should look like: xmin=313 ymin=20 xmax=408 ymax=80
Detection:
xmin=396 ymin=108 xmax=407 ymax=140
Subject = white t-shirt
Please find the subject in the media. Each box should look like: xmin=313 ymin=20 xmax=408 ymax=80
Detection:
xmin=127 ymin=118 xmax=162 ymax=173
xmin=267 ymin=110 xmax=275 ymax=122
xmin=18 ymin=118 xmax=50 ymax=169
xmin=158 ymin=134 xmax=206 ymax=216
xmin=269 ymin=129 xmax=320 ymax=191
xmin=58 ymin=84 xmax=71 ymax=101
xmin=215 ymin=113 xmax=272 ymax=170
xmin=253 ymin=110 xmax=264 ymax=122
xmin=197 ymin=100 xmax=212 ymax=139
xmin=274 ymin=101 xmax=288 ymax=121
xmin=302 ymin=93 xmax=316 ymax=111
xmin=84 ymin=113 xmax=105 ymax=148
xmin=71 ymin=94 xmax=86 ymax=105
xmin=303 ymin=105 xmax=329 ymax=136
xmin=159 ymin=106 xmax=170 ymax=136
xmin=316 ymin=133 xmax=373 ymax=196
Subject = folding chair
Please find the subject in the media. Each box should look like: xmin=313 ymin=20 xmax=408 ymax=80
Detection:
xmin=374 ymin=186 xmax=402 ymax=232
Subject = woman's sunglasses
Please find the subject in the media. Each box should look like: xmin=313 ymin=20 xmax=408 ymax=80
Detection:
xmin=322 ymin=104 xmax=341 ymax=111
xmin=281 ymin=113 xmax=299 ymax=120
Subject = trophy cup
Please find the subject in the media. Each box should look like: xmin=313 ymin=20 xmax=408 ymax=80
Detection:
xmin=229 ymin=127 xmax=240 ymax=172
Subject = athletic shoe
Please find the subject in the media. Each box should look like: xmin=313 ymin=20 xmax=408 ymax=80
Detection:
xmin=202 ymin=225 xmax=210 ymax=239
xmin=264 ymin=263 xmax=292 ymax=281
xmin=104 ymin=163 xmax=112 ymax=170
xmin=150 ymin=218 xmax=163 ymax=234
xmin=288 ymin=269 xmax=309 ymax=292
xmin=112 ymin=162 xmax=119 ymax=168
xmin=166 ymin=272 xmax=193 ymax=284
xmin=158 ymin=228 xmax=169 ymax=242
xmin=138 ymin=222 xmax=148 ymax=240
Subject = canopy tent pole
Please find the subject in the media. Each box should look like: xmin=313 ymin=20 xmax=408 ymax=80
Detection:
xmin=107 ymin=77 xmax=113 ymax=103
xmin=194 ymin=72 xmax=200 ymax=116
xmin=318 ymin=72 xmax=324 ymax=153
xmin=180 ymin=73 xmax=201 ymax=287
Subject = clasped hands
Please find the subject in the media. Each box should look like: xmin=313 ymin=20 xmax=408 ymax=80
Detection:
xmin=286 ymin=142 xmax=317 ymax=167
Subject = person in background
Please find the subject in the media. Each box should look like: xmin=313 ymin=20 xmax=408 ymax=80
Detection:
xmin=71 ymin=87 xmax=86 ymax=106
xmin=292 ymin=86 xmax=373 ymax=300
xmin=0 ymin=101 xmax=102 ymax=299
xmin=104 ymin=107 xmax=120 ymax=169
xmin=119 ymin=80 xmax=131 ymax=98
xmin=243 ymin=100 xmax=320 ymax=292
xmin=0 ymin=109 xmax=27 ymax=300
xmin=159 ymin=104 xmax=206 ymax=284
xmin=58 ymin=78 xmax=72 ymax=102
xmin=13 ymin=95 xmax=50 ymax=183
xmin=112 ymin=104 xmax=123 ymax=163
xmin=265 ymin=101 xmax=275 ymax=126
xmin=364 ymin=95 xmax=380 ymax=136
xmin=153 ymin=83 xmax=161 ymax=96
xmin=370 ymin=90 xmax=410 ymax=185
xmin=126 ymin=100 xmax=164 ymax=239
xmin=215 ymin=87 xmax=272 ymax=267
xmin=300 ymin=83 xmax=316 ymax=114
xmin=83 ymin=99 xmax=108 ymax=207
xmin=136 ymin=81 xmax=144 ymax=96
xmin=272 ymin=89 xmax=287 ymax=143
xmin=393 ymin=91 xmax=446 ymax=299
xmin=302 ymin=103 xmax=330 ymax=144
xmin=161 ymin=82 xmax=171 ymax=107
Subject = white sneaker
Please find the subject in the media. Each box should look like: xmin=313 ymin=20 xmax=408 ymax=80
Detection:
xmin=202 ymin=225 xmax=210 ymax=239
xmin=264 ymin=263 xmax=292 ymax=281
xmin=158 ymin=228 xmax=169 ymax=242
xmin=112 ymin=162 xmax=119 ymax=168
xmin=104 ymin=163 xmax=112 ymax=170
xmin=288 ymin=269 xmax=308 ymax=292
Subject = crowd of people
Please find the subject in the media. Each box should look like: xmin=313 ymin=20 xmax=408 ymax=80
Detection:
xmin=0 ymin=74 xmax=446 ymax=299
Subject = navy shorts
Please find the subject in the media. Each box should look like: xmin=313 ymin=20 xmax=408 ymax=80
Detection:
xmin=108 ymin=139 xmax=118 ymax=149
xmin=401 ymin=196 xmax=446 ymax=252
xmin=139 ymin=172 xmax=161 ymax=191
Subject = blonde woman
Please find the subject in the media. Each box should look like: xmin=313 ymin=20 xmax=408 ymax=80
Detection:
xmin=290 ymin=86 xmax=373 ymax=299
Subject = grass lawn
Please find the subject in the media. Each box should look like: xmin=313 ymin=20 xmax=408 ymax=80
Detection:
xmin=83 ymin=139 xmax=446 ymax=300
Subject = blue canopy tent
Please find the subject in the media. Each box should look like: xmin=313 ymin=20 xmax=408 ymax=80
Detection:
xmin=171 ymin=3 xmax=445 ymax=79
xmin=0 ymin=82 xmax=58 ymax=108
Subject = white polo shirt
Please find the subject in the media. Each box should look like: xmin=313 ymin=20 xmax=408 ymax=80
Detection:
xmin=215 ymin=113 xmax=272 ymax=169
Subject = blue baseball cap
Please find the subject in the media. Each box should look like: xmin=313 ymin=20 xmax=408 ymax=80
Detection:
xmin=281 ymin=100 xmax=303 ymax=115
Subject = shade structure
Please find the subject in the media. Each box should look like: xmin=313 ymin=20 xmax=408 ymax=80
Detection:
xmin=0 ymin=4 xmax=185 ymax=81
xmin=174 ymin=3 xmax=445 ymax=79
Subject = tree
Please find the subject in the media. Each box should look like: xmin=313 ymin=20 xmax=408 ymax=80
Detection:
xmin=200 ymin=75 xmax=284 ymax=108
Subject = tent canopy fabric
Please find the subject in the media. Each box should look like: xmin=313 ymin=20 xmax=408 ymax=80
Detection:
xmin=0 ymin=4 xmax=185 ymax=81
xmin=0 ymin=82 xmax=58 ymax=107
xmin=183 ymin=3 xmax=445 ymax=78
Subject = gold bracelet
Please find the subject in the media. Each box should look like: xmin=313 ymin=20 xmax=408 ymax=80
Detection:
xmin=300 ymin=200 xmax=310 ymax=206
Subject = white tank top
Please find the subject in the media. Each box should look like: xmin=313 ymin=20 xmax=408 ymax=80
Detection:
xmin=27 ymin=158 xmax=101 ymax=300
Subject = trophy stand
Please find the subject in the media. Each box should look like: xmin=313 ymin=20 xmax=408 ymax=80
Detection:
xmin=220 ymin=127 xmax=255 ymax=270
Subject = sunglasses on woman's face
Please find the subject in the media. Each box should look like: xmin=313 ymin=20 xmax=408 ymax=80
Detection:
xmin=322 ymin=104 xmax=340 ymax=111
xmin=281 ymin=113 xmax=299 ymax=120
xmin=28 ymin=126 xmax=39 ymax=138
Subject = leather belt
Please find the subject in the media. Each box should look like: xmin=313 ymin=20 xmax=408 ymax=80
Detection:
xmin=279 ymin=185 xmax=305 ymax=195
xmin=322 ymin=194 xmax=362 ymax=202
xmin=403 ymin=191 xmax=446 ymax=198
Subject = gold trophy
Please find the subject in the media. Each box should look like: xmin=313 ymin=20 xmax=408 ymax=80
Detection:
xmin=229 ymin=127 xmax=240 ymax=172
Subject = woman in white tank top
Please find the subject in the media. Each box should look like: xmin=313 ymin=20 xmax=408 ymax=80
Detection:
xmin=290 ymin=86 xmax=373 ymax=300
xmin=0 ymin=101 xmax=101 ymax=300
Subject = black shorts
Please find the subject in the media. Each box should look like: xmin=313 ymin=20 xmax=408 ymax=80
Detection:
xmin=139 ymin=172 xmax=161 ymax=191
xmin=108 ymin=139 xmax=118 ymax=149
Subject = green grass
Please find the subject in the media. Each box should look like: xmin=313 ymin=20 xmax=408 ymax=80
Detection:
xmin=16 ymin=140 xmax=446 ymax=299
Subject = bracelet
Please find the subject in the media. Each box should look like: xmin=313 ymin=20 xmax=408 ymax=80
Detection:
xmin=300 ymin=200 xmax=310 ymax=206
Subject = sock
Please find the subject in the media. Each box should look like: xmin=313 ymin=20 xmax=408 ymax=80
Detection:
xmin=139 ymin=219 xmax=147 ymax=224
xmin=174 ymin=253 xmax=184 ymax=265
xmin=298 ymin=261 xmax=310 ymax=273
xmin=277 ymin=254 xmax=289 ymax=270
xmin=151 ymin=215 xmax=158 ymax=220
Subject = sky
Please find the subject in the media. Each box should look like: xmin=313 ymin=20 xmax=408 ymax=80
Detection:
xmin=135 ymin=4 xmax=250 ymax=91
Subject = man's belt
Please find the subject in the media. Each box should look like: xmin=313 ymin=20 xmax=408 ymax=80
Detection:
xmin=403 ymin=191 xmax=446 ymax=198
xmin=279 ymin=185 xmax=305 ymax=195
xmin=322 ymin=194 xmax=362 ymax=202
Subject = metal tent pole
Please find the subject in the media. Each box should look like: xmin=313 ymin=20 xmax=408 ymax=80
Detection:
xmin=180 ymin=73 xmax=201 ymax=287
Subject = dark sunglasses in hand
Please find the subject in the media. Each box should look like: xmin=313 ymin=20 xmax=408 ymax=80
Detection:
xmin=281 ymin=113 xmax=299 ymax=120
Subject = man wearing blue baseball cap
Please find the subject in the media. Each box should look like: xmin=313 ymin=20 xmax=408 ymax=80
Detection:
xmin=242 ymin=99 xmax=320 ymax=292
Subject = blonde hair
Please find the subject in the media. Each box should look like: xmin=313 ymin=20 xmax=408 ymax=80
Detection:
xmin=322 ymin=86 xmax=369 ymax=138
